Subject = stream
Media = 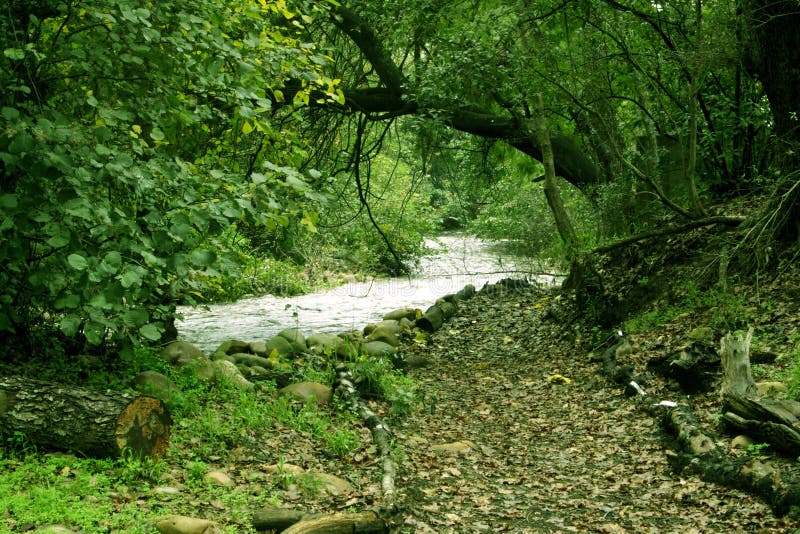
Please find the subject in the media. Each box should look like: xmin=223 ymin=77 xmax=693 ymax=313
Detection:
xmin=177 ymin=234 xmax=556 ymax=353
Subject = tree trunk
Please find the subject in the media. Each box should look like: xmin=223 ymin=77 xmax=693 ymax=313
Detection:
xmin=280 ymin=511 xmax=387 ymax=534
xmin=719 ymin=328 xmax=757 ymax=399
xmin=0 ymin=376 xmax=170 ymax=458
xmin=533 ymin=94 xmax=579 ymax=259
xmin=719 ymin=328 xmax=800 ymax=455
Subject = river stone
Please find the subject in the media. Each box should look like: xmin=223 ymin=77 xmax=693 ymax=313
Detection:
xmin=154 ymin=515 xmax=222 ymax=534
xmin=213 ymin=359 xmax=253 ymax=389
xmin=756 ymin=381 xmax=787 ymax=397
xmin=278 ymin=328 xmax=307 ymax=354
xmin=306 ymin=472 xmax=354 ymax=496
xmin=263 ymin=462 xmax=305 ymax=475
xmin=204 ymin=471 xmax=233 ymax=486
xmin=160 ymin=341 xmax=205 ymax=366
xmin=232 ymin=353 xmax=274 ymax=369
xmin=278 ymin=382 xmax=332 ymax=404
xmin=731 ymin=435 xmax=755 ymax=450
xmin=265 ymin=335 xmax=294 ymax=357
xmin=132 ymin=371 xmax=181 ymax=402
xmin=383 ymin=307 xmax=418 ymax=322
xmin=215 ymin=339 xmax=250 ymax=356
xmin=432 ymin=440 xmax=476 ymax=455
xmin=307 ymin=333 xmax=343 ymax=355
xmin=361 ymin=341 xmax=397 ymax=357
xmin=366 ymin=325 xmax=400 ymax=347
xmin=249 ymin=341 xmax=267 ymax=355
xmin=364 ymin=319 xmax=402 ymax=336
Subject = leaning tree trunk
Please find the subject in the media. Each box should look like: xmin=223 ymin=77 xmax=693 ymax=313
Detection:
xmin=0 ymin=376 xmax=170 ymax=458
xmin=533 ymin=94 xmax=578 ymax=259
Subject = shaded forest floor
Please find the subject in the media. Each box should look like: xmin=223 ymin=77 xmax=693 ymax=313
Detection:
xmin=395 ymin=281 xmax=800 ymax=532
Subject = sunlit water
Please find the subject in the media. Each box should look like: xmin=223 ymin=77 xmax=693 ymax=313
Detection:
xmin=177 ymin=235 xmax=557 ymax=353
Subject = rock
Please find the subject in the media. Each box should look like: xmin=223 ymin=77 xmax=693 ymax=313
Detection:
xmin=263 ymin=463 xmax=305 ymax=475
xmin=383 ymin=307 xmax=418 ymax=322
xmin=432 ymin=440 xmax=476 ymax=455
xmin=265 ymin=335 xmax=294 ymax=357
xmin=204 ymin=471 xmax=232 ymax=486
xmin=278 ymin=382 xmax=332 ymax=405
xmin=153 ymin=486 xmax=182 ymax=495
xmin=361 ymin=340 xmax=397 ymax=357
xmin=212 ymin=360 xmax=253 ymax=389
xmin=160 ymin=341 xmax=205 ymax=366
xmin=249 ymin=341 xmax=268 ymax=355
xmin=278 ymin=328 xmax=307 ymax=354
xmin=366 ymin=325 xmax=400 ymax=347
xmin=402 ymin=354 xmax=429 ymax=369
xmin=731 ymin=435 xmax=755 ymax=450
xmin=306 ymin=472 xmax=354 ymax=496
xmin=756 ymin=381 xmax=787 ymax=397
xmin=337 ymin=340 xmax=361 ymax=359
xmin=214 ymin=339 xmax=250 ymax=356
xmin=34 ymin=526 xmax=73 ymax=533
xmin=132 ymin=371 xmax=181 ymax=402
xmin=688 ymin=327 xmax=715 ymax=342
xmin=364 ymin=320 xmax=402 ymax=336
xmin=231 ymin=353 xmax=274 ymax=369
xmin=306 ymin=333 xmax=344 ymax=355
xmin=154 ymin=515 xmax=222 ymax=534
xmin=187 ymin=359 xmax=217 ymax=382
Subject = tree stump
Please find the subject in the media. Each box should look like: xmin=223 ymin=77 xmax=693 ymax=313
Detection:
xmin=0 ymin=376 xmax=170 ymax=458
xmin=719 ymin=328 xmax=800 ymax=455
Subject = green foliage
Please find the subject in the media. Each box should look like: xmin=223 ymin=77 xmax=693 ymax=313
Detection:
xmin=0 ymin=0 xmax=338 ymax=350
xmin=624 ymin=281 xmax=750 ymax=334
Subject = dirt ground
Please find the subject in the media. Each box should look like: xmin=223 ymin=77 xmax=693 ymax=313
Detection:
xmin=392 ymin=285 xmax=800 ymax=533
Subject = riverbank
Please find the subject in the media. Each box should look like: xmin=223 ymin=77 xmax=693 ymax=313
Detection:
xmin=178 ymin=234 xmax=550 ymax=353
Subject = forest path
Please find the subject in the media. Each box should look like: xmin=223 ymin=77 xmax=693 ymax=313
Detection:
xmin=393 ymin=287 xmax=789 ymax=532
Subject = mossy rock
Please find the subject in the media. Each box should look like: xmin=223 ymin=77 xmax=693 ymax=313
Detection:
xmin=361 ymin=341 xmax=397 ymax=357
xmin=366 ymin=325 xmax=400 ymax=347
xmin=277 ymin=328 xmax=307 ymax=354
xmin=132 ymin=371 xmax=182 ymax=403
xmin=278 ymin=382 xmax=332 ymax=405
xmin=364 ymin=319 xmax=402 ymax=336
xmin=307 ymin=333 xmax=344 ymax=355
xmin=215 ymin=339 xmax=250 ymax=356
xmin=383 ymin=307 xmax=419 ymax=321
xmin=160 ymin=341 xmax=205 ymax=366
xmin=265 ymin=335 xmax=294 ymax=357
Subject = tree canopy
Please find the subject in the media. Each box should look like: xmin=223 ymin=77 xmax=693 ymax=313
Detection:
xmin=1 ymin=0 xmax=798 ymax=352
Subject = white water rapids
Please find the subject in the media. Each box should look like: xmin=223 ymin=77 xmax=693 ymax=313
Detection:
xmin=176 ymin=235 xmax=556 ymax=353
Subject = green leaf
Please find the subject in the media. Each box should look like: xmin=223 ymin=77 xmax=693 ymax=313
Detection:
xmin=83 ymin=321 xmax=106 ymax=345
xmin=139 ymin=323 xmax=163 ymax=341
xmin=67 ymin=254 xmax=89 ymax=270
xmin=60 ymin=315 xmax=81 ymax=337
xmin=1 ymin=107 xmax=19 ymax=121
xmin=0 ymin=194 xmax=18 ymax=208
xmin=120 ymin=269 xmax=142 ymax=288
xmin=150 ymin=127 xmax=165 ymax=141
xmin=54 ymin=294 xmax=80 ymax=309
xmin=3 ymin=48 xmax=25 ymax=60
xmin=190 ymin=249 xmax=216 ymax=267
xmin=122 ymin=309 xmax=149 ymax=327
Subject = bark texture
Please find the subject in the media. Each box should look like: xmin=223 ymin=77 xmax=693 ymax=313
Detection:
xmin=0 ymin=376 xmax=170 ymax=458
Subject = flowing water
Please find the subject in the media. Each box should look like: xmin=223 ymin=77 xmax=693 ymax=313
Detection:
xmin=177 ymin=235 xmax=556 ymax=353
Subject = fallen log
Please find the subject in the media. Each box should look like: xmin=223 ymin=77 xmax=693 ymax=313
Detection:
xmin=590 ymin=332 xmax=800 ymax=516
xmin=416 ymin=300 xmax=456 ymax=332
xmin=0 ymin=375 xmax=170 ymax=458
xmin=659 ymin=401 xmax=800 ymax=517
xmin=252 ymin=508 xmax=320 ymax=531
xmin=647 ymin=341 xmax=719 ymax=393
xmin=334 ymin=366 xmax=396 ymax=506
xmin=280 ymin=511 xmax=386 ymax=533
xmin=719 ymin=329 xmax=800 ymax=455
